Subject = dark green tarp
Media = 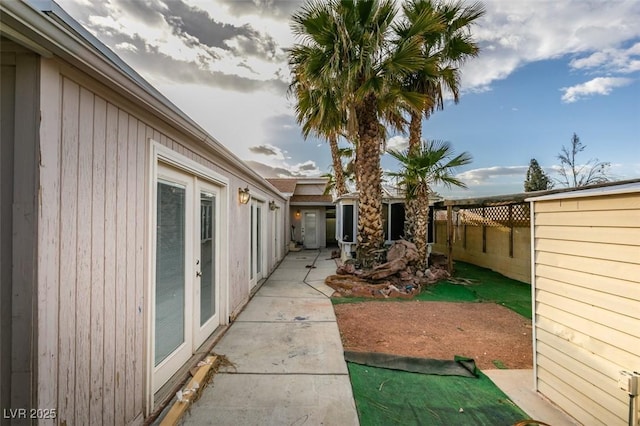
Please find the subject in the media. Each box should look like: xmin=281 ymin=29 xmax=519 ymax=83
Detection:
xmin=344 ymin=351 xmax=478 ymax=377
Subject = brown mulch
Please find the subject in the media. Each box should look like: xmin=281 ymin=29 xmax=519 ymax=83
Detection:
xmin=334 ymin=301 xmax=532 ymax=370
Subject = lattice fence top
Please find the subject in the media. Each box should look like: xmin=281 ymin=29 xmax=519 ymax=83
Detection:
xmin=434 ymin=203 xmax=530 ymax=227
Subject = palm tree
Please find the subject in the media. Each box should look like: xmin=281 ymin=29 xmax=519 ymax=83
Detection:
xmin=289 ymin=0 xmax=433 ymax=266
xmin=291 ymin=79 xmax=349 ymax=196
xmin=322 ymin=147 xmax=356 ymax=196
xmin=395 ymin=0 xmax=484 ymax=243
xmin=387 ymin=140 xmax=472 ymax=271
xmin=399 ymin=0 xmax=485 ymax=155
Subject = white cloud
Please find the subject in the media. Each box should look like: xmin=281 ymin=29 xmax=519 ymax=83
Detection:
xmin=114 ymin=42 xmax=137 ymax=52
xmin=460 ymin=0 xmax=640 ymax=92
xmin=246 ymin=159 xmax=320 ymax=178
xmin=456 ymin=165 xmax=528 ymax=185
xmin=569 ymin=42 xmax=640 ymax=74
xmin=385 ymin=135 xmax=408 ymax=152
xmin=248 ymin=143 xmax=286 ymax=160
xmin=560 ymin=77 xmax=633 ymax=103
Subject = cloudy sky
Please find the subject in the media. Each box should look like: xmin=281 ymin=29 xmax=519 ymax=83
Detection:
xmin=55 ymin=0 xmax=640 ymax=197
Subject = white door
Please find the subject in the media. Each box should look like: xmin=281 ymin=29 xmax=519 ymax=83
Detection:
xmin=154 ymin=167 xmax=193 ymax=392
xmin=193 ymin=181 xmax=220 ymax=347
xmin=250 ymin=199 xmax=265 ymax=289
xmin=272 ymin=207 xmax=280 ymax=263
xmin=153 ymin=165 xmax=220 ymax=392
xmin=303 ymin=211 xmax=318 ymax=249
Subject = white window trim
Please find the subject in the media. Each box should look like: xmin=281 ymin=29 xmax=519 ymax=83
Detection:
xmin=146 ymin=140 xmax=230 ymax=413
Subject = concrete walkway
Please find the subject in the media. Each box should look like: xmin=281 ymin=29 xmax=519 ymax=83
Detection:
xmin=182 ymin=249 xmax=359 ymax=426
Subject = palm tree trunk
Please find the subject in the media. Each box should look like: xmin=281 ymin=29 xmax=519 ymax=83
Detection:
xmin=404 ymin=112 xmax=422 ymax=242
xmin=328 ymin=134 xmax=347 ymax=196
xmin=408 ymin=112 xmax=422 ymax=155
xmin=355 ymin=99 xmax=384 ymax=267
xmin=404 ymin=197 xmax=418 ymax=241
xmin=413 ymin=186 xmax=430 ymax=272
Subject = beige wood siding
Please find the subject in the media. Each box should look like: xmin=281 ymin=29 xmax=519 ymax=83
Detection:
xmin=38 ymin=59 xmax=286 ymax=423
xmin=533 ymin=193 xmax=640 ymax=426
xmin=53 ymin=77 xmax=147 ymax=425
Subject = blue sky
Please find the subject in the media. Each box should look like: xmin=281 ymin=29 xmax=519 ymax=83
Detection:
xmin=55 ymin=0 xmax=640 ymax=198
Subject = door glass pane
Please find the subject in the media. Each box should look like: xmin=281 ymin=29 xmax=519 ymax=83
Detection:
xmin=155 ymin=181 xmax=186 ymax=366
xmin=250 ymin=205 xmax=254 ymax=279
xmin=304 ymin=212 xmax=317 ymax=246
xmin=256 ymin=206 xmax=262 ymax=274
xmin=200 ymin=191 xmax=215 ymax=326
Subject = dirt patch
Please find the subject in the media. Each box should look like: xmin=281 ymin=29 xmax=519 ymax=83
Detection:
xmin=334 ymin=301 xmax=532 ymax=370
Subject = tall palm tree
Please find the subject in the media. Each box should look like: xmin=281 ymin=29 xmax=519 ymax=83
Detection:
xmin=400 ymin=0 xmax=485 ymax=155
xmin=387 ymin=140 xmax=472 ymax=271
xmin=396 ymin=0 xmax=484 ymax=242
xmin=289 ymin=0 xmax=432 ymax=266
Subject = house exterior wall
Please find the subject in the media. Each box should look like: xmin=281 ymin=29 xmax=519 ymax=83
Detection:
xmin=34 ymin=52 xmax=285 ymax=424
xmin=1 ymin=46 xmax=41 ymax=420
xmin=531 ymin=192 xmax=640 ymax=425
xmin=433 ymin=220 xmax=531 ymax=283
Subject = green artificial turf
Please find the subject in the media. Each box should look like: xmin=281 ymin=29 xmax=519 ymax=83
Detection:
xmin=348 ymin=362 xmax=529 ymax=426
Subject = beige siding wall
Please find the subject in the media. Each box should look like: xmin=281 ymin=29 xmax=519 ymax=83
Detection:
xmin=533 ymin=193 xmax=640 ymax=426
xmin=52 ymin=74 xmax=147 ymax=425
xmin=37 ymin=59 xmax=285 ymax=424
xmin=433 ymin=221 xmax=531 ymax=283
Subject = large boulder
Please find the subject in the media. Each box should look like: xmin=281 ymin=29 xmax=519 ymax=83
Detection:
xmin=386 ymin=240 xmax=419 ymax=263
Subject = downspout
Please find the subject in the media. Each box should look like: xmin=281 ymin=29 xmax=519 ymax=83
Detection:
xmin=529 ymin=200 xmax=538 ymax=392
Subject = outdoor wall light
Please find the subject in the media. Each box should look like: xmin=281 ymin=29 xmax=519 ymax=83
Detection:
xmin=295 ymin=209 xmax=301 ymax=218
xmin=238 ymin=187 xmax=250 ymax=204
xmin=269 ymin=200 xmax=278 ymax=211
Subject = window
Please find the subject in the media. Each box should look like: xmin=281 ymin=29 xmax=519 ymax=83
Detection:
xmin=389 ymin=203 xmax=405 ymax=241
xmin=341 ymin=204 xmax=354 ymax=242
xmin=382 ymin=202 xmax=406 ymax=242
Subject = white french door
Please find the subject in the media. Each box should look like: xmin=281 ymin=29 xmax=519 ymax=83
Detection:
xmin=250 ymin=199 xmax=265 ymax=289
xmin=153 ymin=164 xmax=220 ymax=392
xmin=194 ymin=180 xmax=220 ymax=346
